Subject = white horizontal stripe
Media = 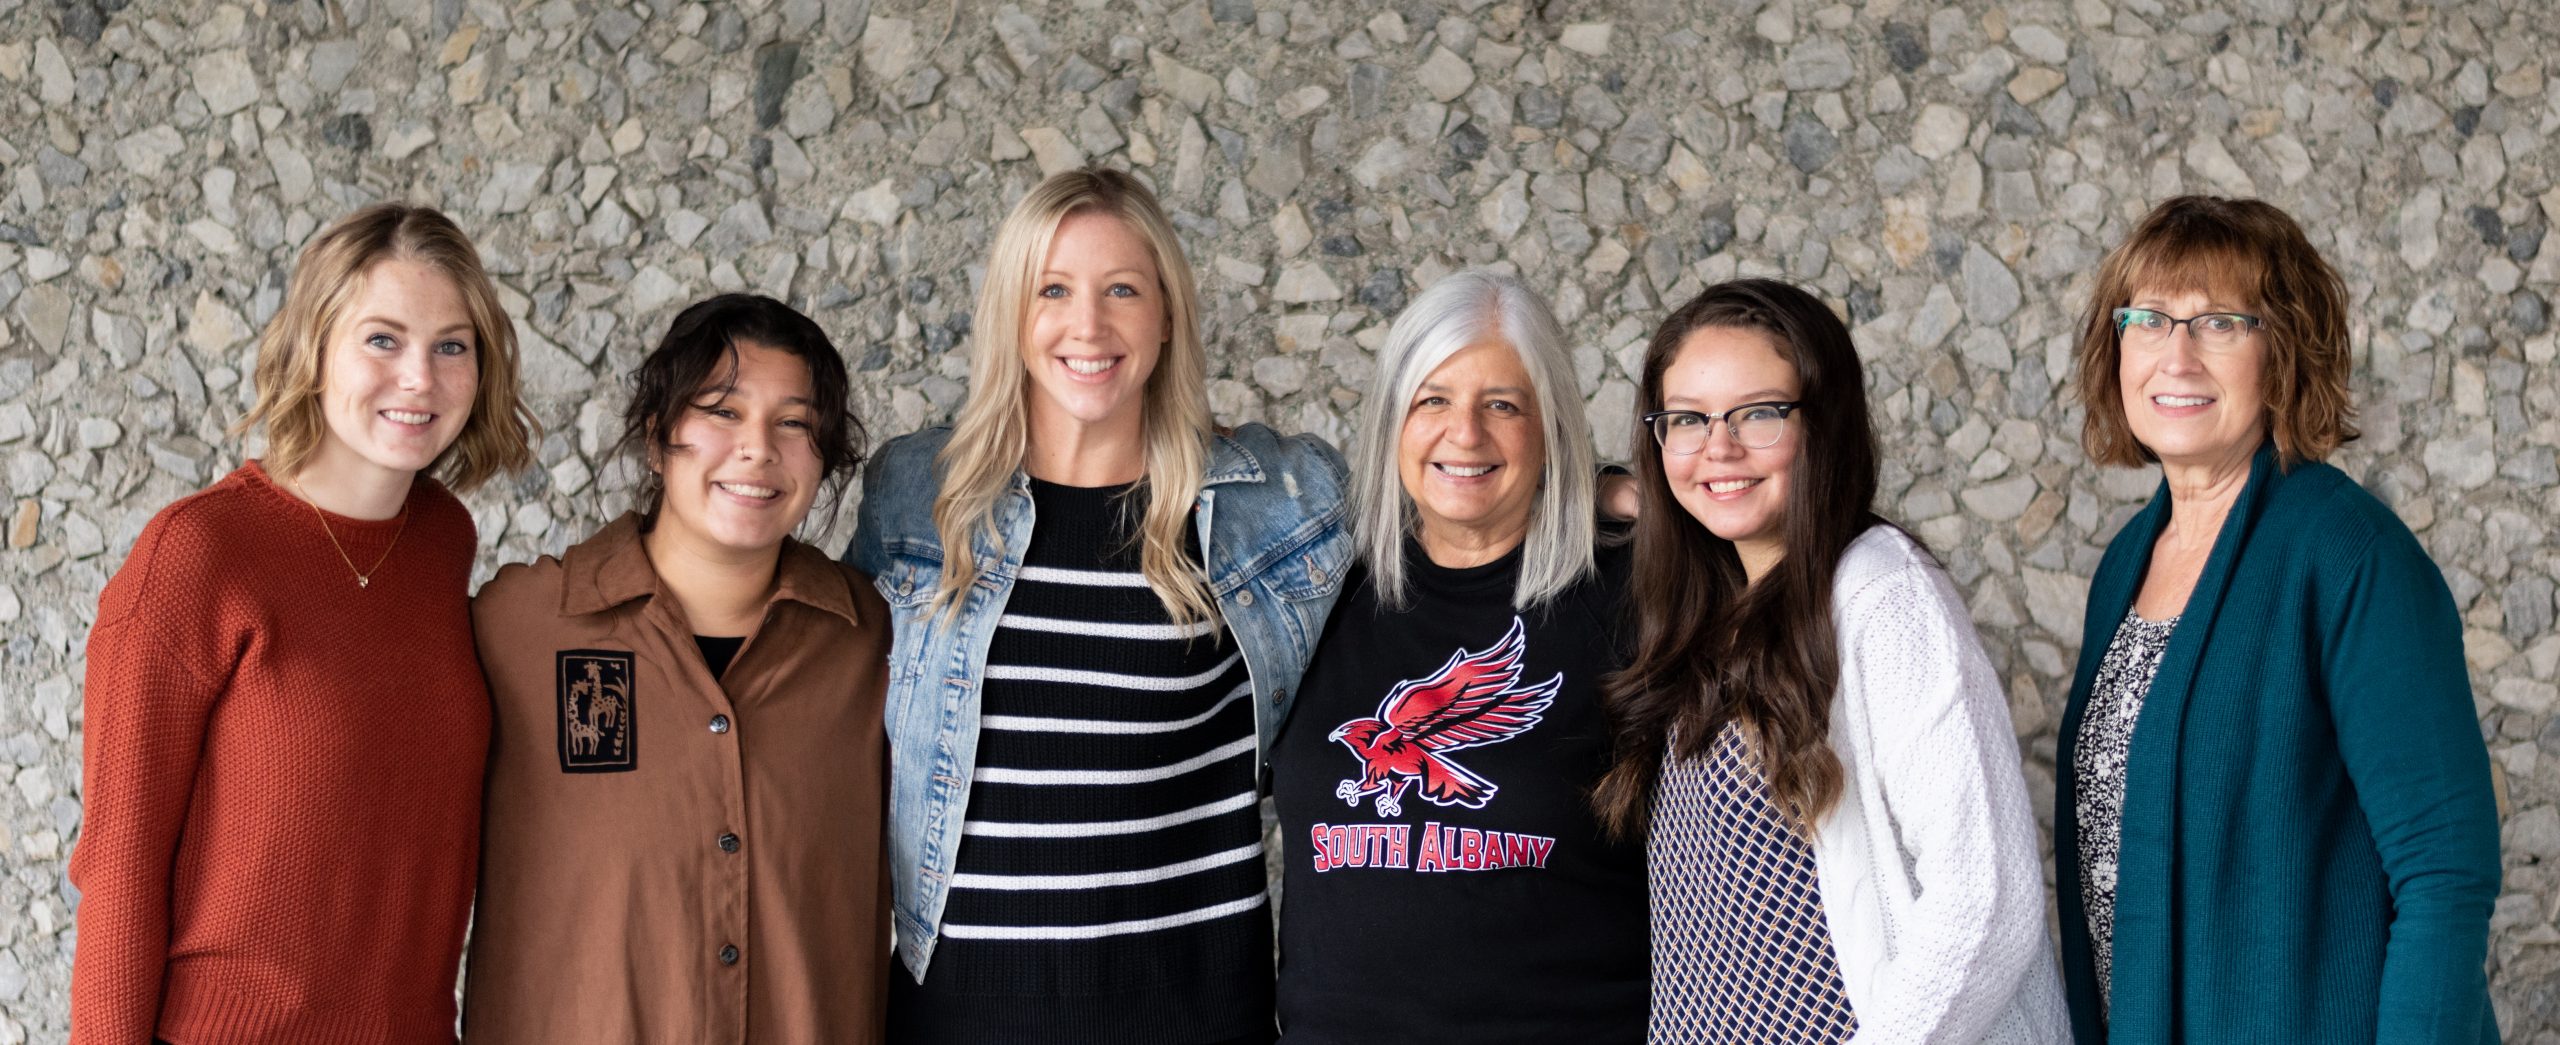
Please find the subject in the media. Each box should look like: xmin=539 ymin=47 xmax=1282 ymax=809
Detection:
xmin=982 ymin=682 xmax=1251 ymax=735
xmin=998 ymin=614 xmax=1218 ymax=640
xmin=963 ymin=790 xmax=1258 ymax=838
xmin=984 ymin=650 xmax=1243 ymax=692
xmin=1017 ymin=565 xmax=1149 ymax=587
xmin=950 ymin=842 xmax=1265 ymax=891
xmin=977 ymin=736 xmax=1256 ymax=786
xmin=941 ymin=894 xmax=1268 ymax=941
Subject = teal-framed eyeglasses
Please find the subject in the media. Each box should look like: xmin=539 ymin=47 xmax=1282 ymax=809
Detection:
xmin=2112 ymin=307 xmax=2263 ymax=350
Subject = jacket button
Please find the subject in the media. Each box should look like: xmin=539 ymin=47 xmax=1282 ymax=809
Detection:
xmin=1271 ymin=687 xmax=1288 ymax=707
xmin=709 ymin=715 xmax=730 ymax=734
xmin=1309 ymin=566 xmax=1327 ymax=586
xmin=718 ymin=944 xmax=739 ymax=966
xmin=718 ymin=832 xmax=740 ymax=853
xmin=1236 ymin=590 xmax=1254 ymax=607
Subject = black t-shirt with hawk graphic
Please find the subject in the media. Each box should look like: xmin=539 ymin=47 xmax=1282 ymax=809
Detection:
xmin=1271 ymin=535 xmax=1647 ymax=1044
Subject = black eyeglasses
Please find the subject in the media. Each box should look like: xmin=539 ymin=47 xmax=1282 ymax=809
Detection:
xmin=1640 ymin=401 xmax=1800 ymax=455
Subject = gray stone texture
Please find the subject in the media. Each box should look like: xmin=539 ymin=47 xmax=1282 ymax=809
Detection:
xmin=0 ymin=0 xmax=2557 ymax=1040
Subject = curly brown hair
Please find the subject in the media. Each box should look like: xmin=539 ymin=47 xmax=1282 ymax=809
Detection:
xmin=2074 ymin=196 xmax=2359 ymax=469
xmin=617 ymin=294 xmax=869 ymax=526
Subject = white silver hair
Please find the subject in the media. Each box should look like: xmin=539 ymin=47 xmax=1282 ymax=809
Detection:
xmin=1350 ymin=269 xmax=1598 ymax=611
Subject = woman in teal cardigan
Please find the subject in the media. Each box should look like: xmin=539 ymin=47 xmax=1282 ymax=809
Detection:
xmin=2055 ymin=195 xmax=2501 ymax=1044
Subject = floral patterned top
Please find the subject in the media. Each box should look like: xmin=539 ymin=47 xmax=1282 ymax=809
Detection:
xmin=2071 ymin=611 xmax=2179 ymax=1017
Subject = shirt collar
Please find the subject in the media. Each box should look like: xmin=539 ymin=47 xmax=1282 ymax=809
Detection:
xmin=558 ymin=513 xmax=863 ymax=627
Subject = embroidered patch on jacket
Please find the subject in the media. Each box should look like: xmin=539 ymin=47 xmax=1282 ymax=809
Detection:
xmin=557 ymin=649 xmax=636 ymax=773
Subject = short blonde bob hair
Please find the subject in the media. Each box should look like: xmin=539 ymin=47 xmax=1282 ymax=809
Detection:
xmin=2074 ymin=195 xmax=2358 ymax=469
xmin=932 ymin=168 xmax=1218 ymax=623
xmin=238 ymin=203 xmax=534 ymax=493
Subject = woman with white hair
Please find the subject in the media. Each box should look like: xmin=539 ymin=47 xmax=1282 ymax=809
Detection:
xmin=1268 ymin=270 xmax=1649 ymax=1044
xmin=848 ymin=168 xmax=1352 ymax=1044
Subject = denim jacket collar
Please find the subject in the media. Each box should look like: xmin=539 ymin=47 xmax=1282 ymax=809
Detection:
xmin=997 ymin=430 xmax=1266 ymax=495
xmin=1203 ymin=430 xmax=1264 ymax=486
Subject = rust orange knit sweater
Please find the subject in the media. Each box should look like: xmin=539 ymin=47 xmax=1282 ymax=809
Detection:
xmin=69 ymin=460 xmax=488 ymax=1045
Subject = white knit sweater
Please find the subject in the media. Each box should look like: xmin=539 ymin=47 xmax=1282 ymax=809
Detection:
xmin=1809 ymin=526 xmax=2068 ymax=1044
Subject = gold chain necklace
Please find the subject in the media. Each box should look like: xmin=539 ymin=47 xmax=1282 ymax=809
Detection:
xmin=288 ymin=476 xmax=409 ymax=588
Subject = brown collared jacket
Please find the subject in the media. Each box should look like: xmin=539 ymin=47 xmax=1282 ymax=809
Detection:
xmin=462 ymin=514 xmax=890 ymax=1045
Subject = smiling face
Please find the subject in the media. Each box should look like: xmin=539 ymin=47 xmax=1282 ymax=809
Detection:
xmin=305 ymin=258 xmax=481 ymax=490
xmin=1020 ymin=209 xmax=1167 ymax=441
xmin=1657 ymin=325 xmax=1802 ymax=578
xmin=2118 ymin=285 xmax=2266 ymax=471
xmin=650 ymin=340 xmax=824 ymax=558
xmin=1397 ymin=340 xmax=1546 ymax=557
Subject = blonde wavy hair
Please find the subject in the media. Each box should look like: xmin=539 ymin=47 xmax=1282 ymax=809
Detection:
xmin=236 ymin=203 xmax=534 ymax=493
xmin=932 ymin=168 xmax=1217 ymax=623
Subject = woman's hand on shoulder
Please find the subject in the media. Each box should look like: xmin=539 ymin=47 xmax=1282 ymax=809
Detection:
xmin=1599 ymin=471 xmax=1641 ymax=522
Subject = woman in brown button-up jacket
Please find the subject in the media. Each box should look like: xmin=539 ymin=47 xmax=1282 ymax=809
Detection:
xmin=463 ymin=294 xmax=891 ymax=1045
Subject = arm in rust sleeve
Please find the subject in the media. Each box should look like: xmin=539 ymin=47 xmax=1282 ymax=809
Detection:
xmin=67 ymin=510 xmax=242 ymax=1045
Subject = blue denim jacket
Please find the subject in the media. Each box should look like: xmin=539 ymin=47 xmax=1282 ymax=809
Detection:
xmin=844 ymin=423 xmax=1352 ymax=976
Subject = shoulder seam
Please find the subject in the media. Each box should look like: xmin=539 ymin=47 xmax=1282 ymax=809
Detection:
xmin=1833 ymin=529 xmax=1930 ymax=600
xmin=95 ymin=489 xmax=231 ymax=629
xmin=1839 ymin=557 xmax=1939 ymax=616
xmin=89 ymin=498 xmax=234 ymax=688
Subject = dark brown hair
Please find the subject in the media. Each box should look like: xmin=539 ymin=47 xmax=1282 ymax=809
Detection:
xmin=238 ymin=203 xmax=534 ymax=493
xmin=1593 ymin=279 xmax=1892 ymax=838
xmin=2074 ymin=195 xmax=2359 ymax=468
xmin=617 ymin=294 xmax=868 ymax=521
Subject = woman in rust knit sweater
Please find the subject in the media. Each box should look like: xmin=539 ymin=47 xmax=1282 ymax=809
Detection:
xmin=68 ymin=204 xmax=533 ymax=1044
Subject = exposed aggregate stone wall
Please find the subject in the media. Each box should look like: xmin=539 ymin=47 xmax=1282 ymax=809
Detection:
xmin=0 ymin=0 xmax=2555 ymax=1038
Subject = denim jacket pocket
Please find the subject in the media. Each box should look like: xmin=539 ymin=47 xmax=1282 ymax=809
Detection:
xmin=1256 ymin=520 xmax=1352 ymax=669
xmin=1267 ymin=522 xmax=1351 ymax=602
xmin=876 ymin=557 xmax=939 ymax=610
xmin=874 ymin=556 xmax=945 ymax=725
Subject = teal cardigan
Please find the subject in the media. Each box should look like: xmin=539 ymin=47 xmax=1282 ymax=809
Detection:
xmin=2054 ymin=444 xmax=2501 ymax=1044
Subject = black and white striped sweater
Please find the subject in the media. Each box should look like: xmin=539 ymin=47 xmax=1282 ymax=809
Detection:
xmin=888 ymin=477 xmax=1272 ymax=1044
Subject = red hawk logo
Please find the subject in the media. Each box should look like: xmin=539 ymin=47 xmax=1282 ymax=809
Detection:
xmin=1329 ymin=617 xmax=1560 ymax=817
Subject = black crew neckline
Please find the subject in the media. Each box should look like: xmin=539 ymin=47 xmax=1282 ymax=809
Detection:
xmin=1402 ymin=532 xmax=1524 ymax=598
xmin=1027 ymin=475 xmax=1141 ymax=497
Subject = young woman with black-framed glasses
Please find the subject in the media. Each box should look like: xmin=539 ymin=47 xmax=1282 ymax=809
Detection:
xmin=1597 ymin=278 xmax=2067 ymax=1044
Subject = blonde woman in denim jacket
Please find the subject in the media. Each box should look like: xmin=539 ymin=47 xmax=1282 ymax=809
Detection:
xmin=846 ymin=168 xmax=1351 ymax=1045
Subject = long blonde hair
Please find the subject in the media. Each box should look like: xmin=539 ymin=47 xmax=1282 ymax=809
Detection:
xmin=932 ymin=168 xmax=1217 ymax=623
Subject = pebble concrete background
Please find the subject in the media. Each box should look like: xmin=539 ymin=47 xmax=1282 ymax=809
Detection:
xmin=0 ymin=0 xmax=2555 ymax=1038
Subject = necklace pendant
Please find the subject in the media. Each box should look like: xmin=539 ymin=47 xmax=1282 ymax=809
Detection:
xmin=358 ymin=576 xmax=370 ymax=588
